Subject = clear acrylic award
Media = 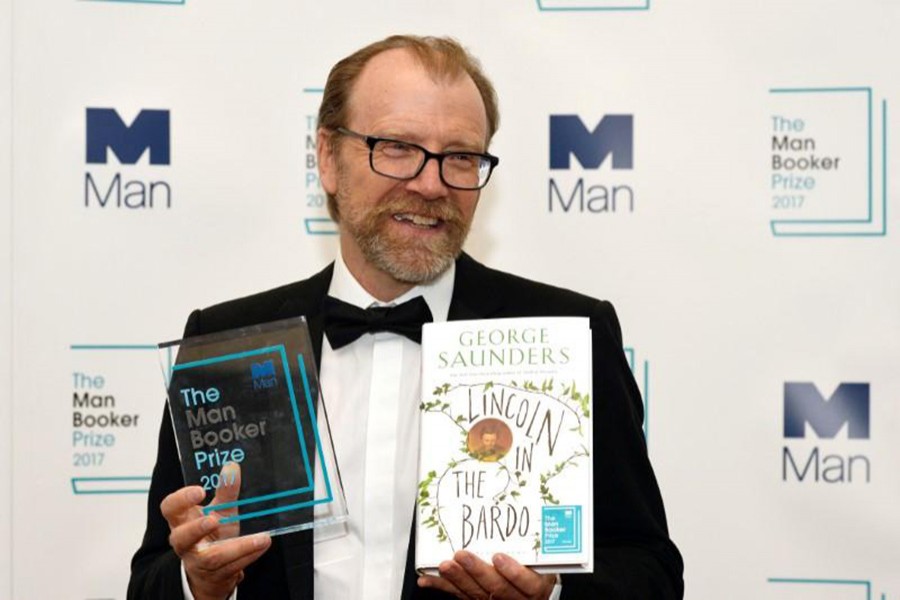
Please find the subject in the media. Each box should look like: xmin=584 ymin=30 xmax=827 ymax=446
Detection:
xmin=159 ymin=317 xmax=348 ymax=541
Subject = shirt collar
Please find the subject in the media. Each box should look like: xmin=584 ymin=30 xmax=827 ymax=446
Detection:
xmin=327 ymin=250 xmax=454 ymax=323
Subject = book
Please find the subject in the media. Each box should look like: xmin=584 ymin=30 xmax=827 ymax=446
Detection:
xmin=416 ymin=317 xmax=593 ymax=573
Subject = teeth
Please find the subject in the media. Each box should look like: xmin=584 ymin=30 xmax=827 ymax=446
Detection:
xmin=394 ymin=213 xmax=439 ymax=227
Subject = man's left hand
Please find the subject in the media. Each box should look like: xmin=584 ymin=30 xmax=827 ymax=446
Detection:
xmin=418 ymin=550 xmax=557 ymax=600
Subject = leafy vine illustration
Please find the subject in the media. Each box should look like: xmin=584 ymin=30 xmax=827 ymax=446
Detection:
xmin=538 ymin=444 xmax=591 ymax=505
xmin=417 ymin=379 xmax=591 ymax=548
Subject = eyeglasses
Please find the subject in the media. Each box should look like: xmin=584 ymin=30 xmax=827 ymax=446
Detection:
xmin=335 ymin=127 xmax=499 ymax=191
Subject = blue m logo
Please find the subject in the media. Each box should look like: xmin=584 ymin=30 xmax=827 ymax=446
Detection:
xmin=86 ymin=108 xmax=170 ymax=165
xmin=783 ymin=382 xmax=870 ymax=439
xmin=549 ymin=114 xmax=633 ymax=170
xmin=251 ymin=360 xmax=276 ymax=380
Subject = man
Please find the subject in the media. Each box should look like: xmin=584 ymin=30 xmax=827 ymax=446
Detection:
xmin=470 ymin=423 xmax=508 ymax=463
xmin=129 ymin=35 xmax=683 ymax=600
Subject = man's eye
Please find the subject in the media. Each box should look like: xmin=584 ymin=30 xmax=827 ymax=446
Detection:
xmin=380 ymin=141 xmax=416 ymax=157
xmin=447 ymin=153 xmax=478 ymax=167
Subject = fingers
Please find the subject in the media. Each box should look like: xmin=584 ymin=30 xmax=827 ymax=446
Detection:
xmin=169 ymin=513 xmax=221 ymax=556
xmin=188 ymin=532 xmax=271 ymax=576
xmin=206 ymin=462 xmax=244 ymax=539
xmin=183 ymin=533 xmax=271 ymax=599
xmin=160 ymin=473 xmax=270 ymax=600
xmin=161 ymin=486 xmax=206 ymax=529
xmin=491 ymin=554 xmax=556 ymax=599
xmin=417 ymin=573 xmax=466 ymax=598
xmin=438 ymin=551 xmax=528 ymax=600
xmin=163 ymin=463 xmax=243 ymax=549
xmin=210 ymin=462 xmax=242 ymax=508
xmin=417 ymin=552 xmax=556 ymax=600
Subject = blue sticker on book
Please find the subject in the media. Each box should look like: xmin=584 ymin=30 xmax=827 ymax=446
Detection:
xmin=541 ymin=506 xmax=582 ymax=553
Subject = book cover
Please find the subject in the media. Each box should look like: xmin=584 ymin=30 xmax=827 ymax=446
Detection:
xmin=416 ymin=317 xmax=593 ymax=573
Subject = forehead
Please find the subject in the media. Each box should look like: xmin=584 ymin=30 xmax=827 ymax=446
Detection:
xmin=346 ymin=48 xmax=488 ymax=143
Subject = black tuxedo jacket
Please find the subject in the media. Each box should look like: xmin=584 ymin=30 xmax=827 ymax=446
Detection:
xmin=129 ymin=254 xmax=684 ymax=599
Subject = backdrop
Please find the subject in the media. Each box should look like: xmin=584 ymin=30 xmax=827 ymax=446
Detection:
xmin=2 ymin=0 xmax=898 ymax=598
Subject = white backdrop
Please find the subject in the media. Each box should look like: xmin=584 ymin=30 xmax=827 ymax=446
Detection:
xmin=4 ymin=0 xmax=899 ymax=598
xmin=2 ymin=0 xmax=12 ymax=595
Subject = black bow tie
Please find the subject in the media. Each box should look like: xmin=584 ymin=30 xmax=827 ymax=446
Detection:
xmin=322 ymin=295 xmax=434 ymax=349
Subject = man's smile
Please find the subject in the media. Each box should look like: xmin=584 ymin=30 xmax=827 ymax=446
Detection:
xmin=392 ymin=213 xmax=442 ymax=228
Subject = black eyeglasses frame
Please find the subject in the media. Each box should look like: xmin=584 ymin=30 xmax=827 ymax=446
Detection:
xmin=334 ymin=127 xmax=499 ymax=191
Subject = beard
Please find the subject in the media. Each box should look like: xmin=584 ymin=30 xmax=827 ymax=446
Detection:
xmin=338 ymin=186 xmax=472 ymax=285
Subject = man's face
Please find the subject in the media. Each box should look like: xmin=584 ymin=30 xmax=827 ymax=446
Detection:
xmin=481 ymin=432 xmax=497 ymax=451
xmin=318 ymin=48 xmax=489 ymax=296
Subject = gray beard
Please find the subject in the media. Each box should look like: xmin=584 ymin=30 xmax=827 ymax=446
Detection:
xmin=357 ymin=229 xmax=461 ymax=284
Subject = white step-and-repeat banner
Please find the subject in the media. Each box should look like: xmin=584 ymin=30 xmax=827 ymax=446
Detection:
xmin=3 ymin=0 xmax=898 ymax=598
xmin=2 ymin=0 xmax=11 ymax=594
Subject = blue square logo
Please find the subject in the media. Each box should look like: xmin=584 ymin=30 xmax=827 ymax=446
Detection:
xmin=537 ymin=0 xmax=649 ymax=10
xmin=82 ymin=0 xmax=185 ymax=5
xmin=541 ymin=505 xmax=582 ymax=553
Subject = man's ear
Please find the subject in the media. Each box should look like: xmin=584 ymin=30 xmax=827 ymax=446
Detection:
xmin=317 ymin=128 xmax=337 ymax=195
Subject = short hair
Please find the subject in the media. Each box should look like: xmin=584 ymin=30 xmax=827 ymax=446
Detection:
xmin=317 ymin=35 xmax=500 ymax=221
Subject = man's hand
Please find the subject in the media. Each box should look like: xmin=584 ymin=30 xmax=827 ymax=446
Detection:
xmin=418 ymin=550 xmax=557 ymax=600
xmin=161 ymin=463 xmax=271 ymax=600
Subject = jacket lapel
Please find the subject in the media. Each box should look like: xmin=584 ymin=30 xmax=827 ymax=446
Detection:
xmin=273 ymin=262 xmax=333 ymax=364
xmin=448 ymin=253 xmax=504 ymax=321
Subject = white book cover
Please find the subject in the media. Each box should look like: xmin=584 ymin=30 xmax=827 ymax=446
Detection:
xmin=416 ymin=317 xmax=593 ymax=574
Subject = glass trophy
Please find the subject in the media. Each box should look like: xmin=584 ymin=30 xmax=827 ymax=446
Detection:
xmin=158 ymin=316 xmax=348 ymax=541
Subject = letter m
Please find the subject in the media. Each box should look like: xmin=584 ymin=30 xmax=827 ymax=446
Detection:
xmin=86 ymin=108 xmax=170 ymax=165
xmin=251 ymin=360 xmax=276 ymax=379
xmin=549 ymin=114 xmax=633 ymax=170
xmin=783 ymin=382 xmax=870 ymax=439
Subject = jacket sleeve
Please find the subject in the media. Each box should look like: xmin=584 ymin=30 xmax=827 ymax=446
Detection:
xmin=127 ymin=310 xmax=203 ymax=599
xmin=560 ymin=301 xmax=684 ymax=599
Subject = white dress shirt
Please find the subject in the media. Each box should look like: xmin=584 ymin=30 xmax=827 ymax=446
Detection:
xmin=312 ymin=254 xmax=454 ymax=599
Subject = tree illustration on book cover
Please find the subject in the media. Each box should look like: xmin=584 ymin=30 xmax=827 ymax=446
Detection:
xmin=416 ymin=318 xmax=594 ymax=573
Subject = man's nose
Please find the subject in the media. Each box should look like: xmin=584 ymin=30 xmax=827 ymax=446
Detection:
xmin=405 ymin=156 xmax=449 ymax=199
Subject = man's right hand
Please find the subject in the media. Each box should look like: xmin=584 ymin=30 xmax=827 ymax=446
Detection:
xmin=161 ymin=463 xmax=272 ymax=600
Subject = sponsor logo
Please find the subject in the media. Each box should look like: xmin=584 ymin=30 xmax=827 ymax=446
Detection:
xmin=784 ymin=382 xmax=869 ymax=439
xmin=251 ymin=359 xmax=278 ymax=390
xmin=548 ymin=114 xmax=636 ymax=214
xmin=781 ymin=382 xmax=871 ymax=484
xmin=86 ymin=108 xmax=169 ymax=165
xmin=70 ymin=344 xmax=158 ymax=495
xmin=84 ymin=107 xmax=172 ymax=209
xmin=767 ymin=577 xmax=888 ymax=599
xmin=82 ymin=0 xmax=185 ymax=5
xmin=301 ymin=88 xmax=337 ymax=235
xmin=537 ymin=0 xmax=650 ymax=11
xmin=768 ymin=87 xmax=888 ymax=237
xmin=550 ymin=114 xmax=633 ymax=170
xmin=541 ymin=506 xmax=583 ymax=553
xmin=623 ymin=347 xmax=649 ymax=438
